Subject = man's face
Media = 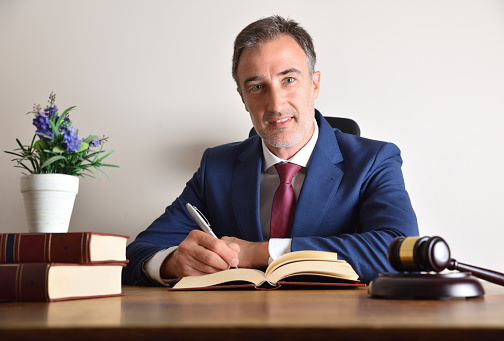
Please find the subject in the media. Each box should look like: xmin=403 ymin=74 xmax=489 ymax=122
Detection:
xmin=237 ymin=34 xmax=321 ymax=159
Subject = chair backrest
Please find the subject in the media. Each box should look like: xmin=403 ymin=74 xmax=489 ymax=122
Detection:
xmin=248 ymin=116 xmax=360 ymax=137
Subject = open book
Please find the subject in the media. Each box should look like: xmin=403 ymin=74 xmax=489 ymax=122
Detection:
xmin=170 ymin=250 xmax=363 ymax=290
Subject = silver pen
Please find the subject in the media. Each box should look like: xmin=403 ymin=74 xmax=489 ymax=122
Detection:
xmin=185 ymin=203 xmax=238 ymax=269
xmin=185 ymin=203 xmax=218 ymax=238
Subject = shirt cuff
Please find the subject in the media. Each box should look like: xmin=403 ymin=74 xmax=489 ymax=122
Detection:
xmin=143 ymin=246 xmax=178 ymax=286
xmin=268 ymin=238 xmax=292 ymax=264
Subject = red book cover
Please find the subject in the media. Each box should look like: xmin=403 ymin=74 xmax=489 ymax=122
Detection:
xmin=0 ymin=262 xmax=125 ymax=302
xmin=0 ymin=232 xmax=128 ymax=264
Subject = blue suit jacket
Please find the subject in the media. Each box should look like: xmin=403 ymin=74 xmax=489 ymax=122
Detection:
xmin=123 ymin=111 xmax=418 ymax=285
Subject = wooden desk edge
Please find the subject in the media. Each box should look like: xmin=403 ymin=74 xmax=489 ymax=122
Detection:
xmin=3 ymin=326 xmax=503 ymax=341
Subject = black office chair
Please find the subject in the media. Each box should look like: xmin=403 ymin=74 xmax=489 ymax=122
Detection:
xmin=248 ymin=116 xmax=360 ymax=137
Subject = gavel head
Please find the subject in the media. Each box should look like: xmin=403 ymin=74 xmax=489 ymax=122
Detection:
xmin=387 ymin=236 xmax=451 ymax=272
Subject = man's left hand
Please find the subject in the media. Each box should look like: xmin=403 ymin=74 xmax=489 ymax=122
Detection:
xmin=221 ymin=237 xmax=269 ymax=269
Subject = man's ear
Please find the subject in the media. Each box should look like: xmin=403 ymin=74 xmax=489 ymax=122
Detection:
xmin=312 ymin=71 xmax=321 ymax=100
xmin=237 ymin=87 xmax=249 ymax=112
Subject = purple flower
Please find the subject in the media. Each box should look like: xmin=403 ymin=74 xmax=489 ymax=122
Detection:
xmin=33 ymin=115 xmax=54 ymax=141
xmin=43 ymin=105 xmax=58 ymax=118
xmin=89 ymin=138 xmax=102 ymax=147
xmin=63 ymin=126 xmax=81 ymax=152
xmin=33 ymin=116 xmax=50 ymax=131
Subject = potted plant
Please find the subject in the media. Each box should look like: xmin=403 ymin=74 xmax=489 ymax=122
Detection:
xmin=4 ymin=93 xmax=118 ymax=233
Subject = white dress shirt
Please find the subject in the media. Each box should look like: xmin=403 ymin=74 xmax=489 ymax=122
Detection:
xmin=260 ymin=120 xmax=319 ymax=259
xmin=145 ymin=119 xmax=319 ymax=285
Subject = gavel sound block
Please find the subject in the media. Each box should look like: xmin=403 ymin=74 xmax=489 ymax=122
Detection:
xmin=369 ymin=236 xmax=504 ymax=299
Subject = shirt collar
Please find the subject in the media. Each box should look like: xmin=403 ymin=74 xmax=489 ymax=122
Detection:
xmin=262 ymin=118 xmax=319 ymax=171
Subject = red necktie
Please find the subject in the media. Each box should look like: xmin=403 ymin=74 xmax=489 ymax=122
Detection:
xmin=270 ymin=162 xmax=302 ymax=238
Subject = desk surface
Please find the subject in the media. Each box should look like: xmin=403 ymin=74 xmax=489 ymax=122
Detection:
xmin=1 ymin=282 xmax=504 ymax=341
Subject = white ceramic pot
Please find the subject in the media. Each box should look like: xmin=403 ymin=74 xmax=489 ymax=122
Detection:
xmin=20 ymin=174 xmax=79 ymax=233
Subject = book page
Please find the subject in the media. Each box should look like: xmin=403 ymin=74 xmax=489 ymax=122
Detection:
xmin=265 ymin=250 xmax=340 ymax=277
xmin=266 ymin=260 xmax=359 ymax=285
xmin=172 ymin=268 xmax=266 ymax=289
xmin=90 ymin=234 xmax=128 ymax=262
xmin=49 ymin=265 xmax=123 ymax=299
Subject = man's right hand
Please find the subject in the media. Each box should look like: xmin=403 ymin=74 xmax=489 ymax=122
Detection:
xmin=160 ymin=230 xmax=240 ymax=279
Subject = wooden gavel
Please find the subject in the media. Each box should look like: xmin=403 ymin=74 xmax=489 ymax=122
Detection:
xmin=387 ymin=236 xmax=504 ymax=286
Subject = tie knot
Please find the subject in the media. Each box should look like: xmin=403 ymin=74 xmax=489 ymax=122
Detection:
xmin=275 ymin=163 xmax=302 ymax=185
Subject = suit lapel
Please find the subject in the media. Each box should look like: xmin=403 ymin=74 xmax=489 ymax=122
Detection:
xmin=290 ymin=112 xmax=344 ymax=237
xmin=230 ymin=112 xmax=344 ymax=240
xmin=231 ymin=137 xmax=264 ymax=241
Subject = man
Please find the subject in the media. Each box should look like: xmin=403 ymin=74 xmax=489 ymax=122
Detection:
xmin=123 ymin=16 xmax=418 ymax=286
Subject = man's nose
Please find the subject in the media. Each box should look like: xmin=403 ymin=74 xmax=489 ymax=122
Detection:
xmin=266 ymin=86 xmax=285 ymax=113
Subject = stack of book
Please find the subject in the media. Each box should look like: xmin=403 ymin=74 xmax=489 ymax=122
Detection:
xmin=0 ymin=232 xmax=128 ymax=302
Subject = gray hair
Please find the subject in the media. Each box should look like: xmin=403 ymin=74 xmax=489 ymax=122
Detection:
xmin=232 ymin=15 xmax=316 ymax=88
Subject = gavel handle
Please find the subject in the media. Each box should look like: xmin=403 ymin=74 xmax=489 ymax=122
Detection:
xmin=449 ymin=259 xmax=504 ymax=286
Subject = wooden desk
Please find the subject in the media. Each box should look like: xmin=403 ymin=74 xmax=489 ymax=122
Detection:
xmin=1 ymin=282 xmax=503 ymax=341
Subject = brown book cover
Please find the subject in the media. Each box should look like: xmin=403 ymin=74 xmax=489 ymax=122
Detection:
xmin=168 ymin=250 xmax=366 ymax=291
xmin=0 ymin=232 xmax=129 ymax=264
xmin=0 ymin=262 xmax=125 ymax=302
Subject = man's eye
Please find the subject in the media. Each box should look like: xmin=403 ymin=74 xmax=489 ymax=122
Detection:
xmin=285 ymin=77 xmax=295 ymax=83
xmin=250 ymin=84 xmax=263 ymax=91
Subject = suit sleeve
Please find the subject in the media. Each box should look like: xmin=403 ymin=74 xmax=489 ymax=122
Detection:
xmin=122 ymin=150 xmax=211 ymax=286
xmin=291 ymin=142 xmax=418 ymax=284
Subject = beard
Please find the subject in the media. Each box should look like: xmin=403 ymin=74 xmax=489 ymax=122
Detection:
xmin=252 ymin=111 xmax=313 ymax=149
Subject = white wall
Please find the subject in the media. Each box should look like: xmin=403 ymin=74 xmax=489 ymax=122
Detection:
xmin=1 ymin=0 xmax=503 ymax=273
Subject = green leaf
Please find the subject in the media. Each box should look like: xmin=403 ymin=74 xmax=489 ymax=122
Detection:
xmin=78 ymin=141 xmax=89 ymax=152
xmin=33 ymin=139 xmax=48 ymax=151
xmin=60 ymin=106 xmax=76 ymax=118
xmin=98 ymin=163 xmax=120 ymax=168
xmin=15 ymin=138 xmax=26 ymax=149
xmin=4 ymin=151 xmax=23 ymax=157
xmin=82 ymin=135 xmax=99 ymax=144
xmin=96 ymin=167 xmax=112 ymax=181
xmin=41 ymin=155 xmax=67 ymax=169
xmin=49 ymin=114 xmax=60 ymax=133
xmin=96 ymin=149 xmax=116 ymax=162
xmin=36 ymin=132 xmax=55 ymax=140
xmin=52 ymin=146 xmax=66 ymax=154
